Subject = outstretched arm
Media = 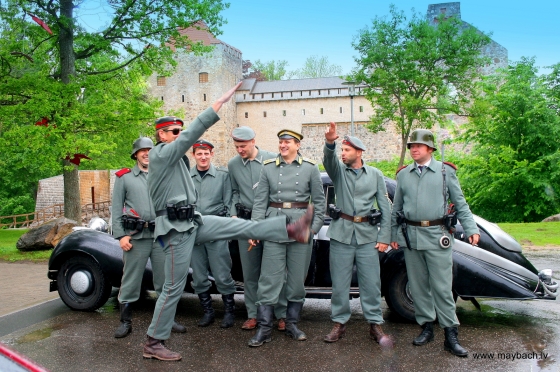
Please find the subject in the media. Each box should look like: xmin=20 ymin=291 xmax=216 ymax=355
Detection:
xmin=212 ymin=82 xmax=243 ymax=113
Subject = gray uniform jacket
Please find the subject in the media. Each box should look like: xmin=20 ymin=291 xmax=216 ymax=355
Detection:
xmin=390 ymin=158 xmax=479 ymax=250
xmin=228 ymin=147 xmax=277 ymax=215
xmin=111 ymin=164 xmax=155 ymax=240
xmin=252 ymin=154 xmax=326 ymax=240
xmin=148 ymin=107 xmax=220 ymax=239
xmin=190 ymin=164 xmax=232 ymax=216
xmin=323 ymin=143 xmax=392 ymax=245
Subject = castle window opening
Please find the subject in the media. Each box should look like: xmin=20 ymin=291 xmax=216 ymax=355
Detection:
xmin=302 ymin=109 xmax=305 ymax=115
xmin=272 ymin=93 xmax=274 ymax=98
xmin=359 ymin=106 xmax=364 ymax=112
xmin=252 ymin=94 xmax=255 ymax=99
xmin=161 ymin=96 xmax=164 ymax=101
xmin=309 ymin=90 xmax=311 ymax=96
xmin=339 ymin=107 xmax=343 ymax=113
xmin=300 ymin=91 xmax=303 ymax=96
xmin=281 ymin=92 xmax=284 ymax=98
xmin=199 ymin=72 xmax=208 ymax=83
xmin=157 ymin=76 xmax=166 ymax=86
xmin=261 ymin=94 xmax=264 ymax=98
xmin=245 ymin=112 xmax=248 ymax=118
xmin=243 ymin=94 xmax=246 ymax=99
xmin=263 ymin=111 xmax=267 ymax=117
xmin=283 ymin=110 xmax=286 ymax=116
xmin=328 ymin=89 xmax=330 ymax=95
xmin=203 ymin=94 xmax=207 ymax=101
xmin=338 ymin=89 xmax=341 ymax=94
xmin=318 ymin=90 xmax=321 ymax=95
xmin=182 ymin=95 xmax=185 ymax=102
xmin=291 ymin=92 xmax=293 ymax=97
xmin=320 ymin=108 xmax=324 ymax=114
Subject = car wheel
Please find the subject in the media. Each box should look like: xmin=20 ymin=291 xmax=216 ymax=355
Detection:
xmin=385 ymin=267 xmax=415 ymax=322
xmin=57 ymin=255 xmax=112 ymax=311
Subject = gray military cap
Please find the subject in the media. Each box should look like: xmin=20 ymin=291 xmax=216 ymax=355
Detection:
xmin=342 ymin=135 xmax=366 ymax=151
xmin=231 ymin=126 xmax=256 ymax=141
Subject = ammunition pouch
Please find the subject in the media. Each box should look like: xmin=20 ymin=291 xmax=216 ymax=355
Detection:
xmin=367 ymin=209 xmax=382 ymax=226
xmin=444 ymin=207 xmax=458 ymax=233
xmin=328 ymin=204 xmax=341 ymax=220
xmin=235 ymin=203 xmax=252 ymax=220
xmin=121 ymin=215 xmax=153 ymax=233
xmin=158 ymin=203 xmax=196 ymax=222
xmin=216 ymin=206 xmax=229 ymax=217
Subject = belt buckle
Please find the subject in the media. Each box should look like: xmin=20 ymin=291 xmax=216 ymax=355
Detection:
xmin=421 ymin=220 xmax=429 ymax=227
xmin=282 ymin=202 xmax=292 ymax=209
xmin=354 ymin=216 xmax=362 ymax=223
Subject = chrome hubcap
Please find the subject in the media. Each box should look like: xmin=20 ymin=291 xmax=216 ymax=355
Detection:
xmin=70 ymin=270 xmax=92 ymax=294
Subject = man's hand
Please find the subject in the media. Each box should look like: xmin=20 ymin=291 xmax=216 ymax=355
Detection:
xmin=248 ymin=239 xmax=260 ymax=251
xmin=119 ymin=236 xmax=133 ymax=251
xmin=390 ymin=241 xmax=399 ymax=250
xmin=325 ymin=122 xmax=339 ymax=144
xmin=212 ymin=82 xmax=243 ymax=113
xmin=376 ymin=242 xmax=389 ymax=252
xmin=469 ymin=234 xmax=480 ymax=246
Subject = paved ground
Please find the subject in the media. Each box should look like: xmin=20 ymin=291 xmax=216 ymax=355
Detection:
xmin=0 ymin=262 xmax=59 ymax=317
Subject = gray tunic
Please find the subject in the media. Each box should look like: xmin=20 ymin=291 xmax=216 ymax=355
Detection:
xmin=190 ymin=164 xmax=232 ymax=216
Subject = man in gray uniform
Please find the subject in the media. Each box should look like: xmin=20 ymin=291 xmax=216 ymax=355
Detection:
xmin=322 ymin=123 xmax=394 ymax=347
xmin=111 ymin=137 xmax=185 ymax=338
xmin=142 ymin=83 xmax=315 ymax=361
xmin=248 ymin=129 xmax=326 ymax=347
xmin=190 ymin=139 xmax=236 ymax=328
xmin=390 ymin=129 xmax=480 ymax=357
xmin=228 ymin=126 xmax=287 ymax=331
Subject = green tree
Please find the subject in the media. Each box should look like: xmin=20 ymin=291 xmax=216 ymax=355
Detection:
xmin=0 ymin=0 xmax=228 ymax=221
xmin=459 ymin=58 xmax=560 ymax=222
xmin=251 ymin=59 xmax=290 ymax=81
xmin=352 ymin=5 xmax=491 ymax=167
xmin=291 ymin=55 xmax=342 ymax=78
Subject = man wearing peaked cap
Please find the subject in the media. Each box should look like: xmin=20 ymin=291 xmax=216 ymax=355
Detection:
xmin=142 ymin=83 xmax=315 ymax=361
xmin=228 ymin=126 xmax=288 ymax=332
xmin=248 ymin=128 xmax=325 ymax=347
xmin=322 ymin=122 xmax=394 ymax=347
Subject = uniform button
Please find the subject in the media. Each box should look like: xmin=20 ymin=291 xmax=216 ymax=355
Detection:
xmin=280 ymin=174 xmax=282 ymax=176
xmin=296 ymin=173 xmax=299 ymax=176
xmin=280 ymin=165 xmax=283 ymax=168
xmin=279 ymin=182 xmax=281 ymax=184
xmin=295 ymin=191 xmax=298 ymax=194
xmin=278 ymin=191 xmax=281 ymax=193
xmin=296 ymin=182 xmax=299 ymax=185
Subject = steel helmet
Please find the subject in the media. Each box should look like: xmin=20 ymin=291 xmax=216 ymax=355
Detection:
xmin=131 ymin=137 xmax=154 ymax=159
xmin=407 ymin=129 xmax=437 ymax=151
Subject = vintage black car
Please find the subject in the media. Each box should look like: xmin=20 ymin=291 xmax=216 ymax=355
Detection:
xmin=47 ymin=174 xmax=558 ymax=321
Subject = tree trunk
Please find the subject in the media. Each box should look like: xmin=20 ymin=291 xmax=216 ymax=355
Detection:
xmin=398 ymin=135 xmax=407 ymax=169
xmin=59 ymin=0 xmax=80 ymax=222
xmin=63 ymin=159 xmax=82 ymax=223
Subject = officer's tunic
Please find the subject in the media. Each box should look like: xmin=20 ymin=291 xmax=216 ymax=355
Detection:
xmin=252 ymin=154 xmax=326 ymax=305
xmin=146 ymin=108 xmax=293 ymax=340
xmin=323 ymin=143 xmax=392 ymax=325
xmin=190 ymin=164 xmax=235 ymax=295
xmin=228 ymin=148 xmax=287 ymax=319
xmin=390 ymin=158 xmax=479 ymax=328
xmin=111 ymin=164 xmax=164 ymax=304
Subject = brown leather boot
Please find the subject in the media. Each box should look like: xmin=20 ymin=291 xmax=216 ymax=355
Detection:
xmin=277 ymin=318 xmax=286 ymax=331
xmin=242 ymin=318 xmax=257 ymax=330
xmin=142 ymin=336 xmax=182 ymax=361
xmin=324 ymin=322 xmax=346 ymax=343
xmin=369 ymin=324 xmax=394 ymax=349
xmin=286 ymin=204 xmax=314 ymax=243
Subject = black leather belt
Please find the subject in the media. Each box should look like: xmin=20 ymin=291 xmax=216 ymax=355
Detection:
xmin=340 ymin=212 xmax=369 ymax=223
xmin=405 ymin=218 xmax=444 ymax=227
xmin=269 ymin=202 xmax=309 ymax=209
xmin=156 ymin=210 xmax=168 ymax=217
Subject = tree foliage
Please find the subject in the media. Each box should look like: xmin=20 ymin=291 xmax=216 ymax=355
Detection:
xmin=459 ymin=58 xmax=560 ymax=222
xmin=0 ymin=0 xmax=228 ymax=220
xmin=250 ymin=59 xmax=290 ymax=81
xmin=352 ymin=5 xmax=491 ymax=167
xmin=290 ymin=55 xmax=342 ymax=79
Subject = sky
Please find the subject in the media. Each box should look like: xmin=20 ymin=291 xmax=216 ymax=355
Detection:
xmin=76 ymin=0 xmax=560 ymax=76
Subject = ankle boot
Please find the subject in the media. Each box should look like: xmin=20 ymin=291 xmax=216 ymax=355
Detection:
xmin=142 ymin=336 xmax=181 ymax=361
xmin=220 ymin=293 xmax=235 ymax=328
xmin=369 ymin=323 xmax=394 ymax=349
xmin=171 ymin=320 xmax=186 ymax=333
xmin=285 ymin=301 xmax=307 ymax=341
xmin=444 ymin=327 xmax=468 ymax=357
xmin=413 ymin=321 xmax=434 ymax=346
xmin=114 ymin=303 xmax=132 ymax=338
xmin=286 ymin=205 xmax=314 ymax=243
xmin=248 ymin=305 xmax=274 ymax=347
xmin=197 ymin=290 xmax=215 ymax=327
xmin=324 ymin=322 xmax=346 ymax=343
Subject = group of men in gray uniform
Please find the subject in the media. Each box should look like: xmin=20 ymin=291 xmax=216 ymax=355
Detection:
xmin=111 ymin=83 xmax=480 ymax=361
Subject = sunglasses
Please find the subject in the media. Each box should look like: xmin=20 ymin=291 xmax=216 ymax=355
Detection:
xmin=162 ymin=128 xmax=182 ymax=135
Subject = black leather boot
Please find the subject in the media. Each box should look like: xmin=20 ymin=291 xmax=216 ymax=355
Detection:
xmin=220 ymin=293 xmax=235 ymax=328
xmin=285 ymin=301 xmax=307 ymax=341
xmin=114 ymin=303 xmax=132 ymax=338
xmin=444 ymin=327 xmax=468 ymax=357
xmin=197 ymin=291 xmax=215 ymax=327
xmin=248 ymin=305 xmax=274 ymax=347
xmin=413 ymin=321 xmax=434 ymax=346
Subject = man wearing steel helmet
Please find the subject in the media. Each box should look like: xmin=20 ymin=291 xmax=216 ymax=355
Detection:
xmin=111 ymin=137 xmax=186 ymax=339
xmin=322 ymin=122 xmax=394 ymax=348
xmin=390 ymin=128 xmax=480 ymax=357
xmin=143 ymin=84 xmax=315 ymax=361
xmin=227 ymin=126 xmax=287 ymax=332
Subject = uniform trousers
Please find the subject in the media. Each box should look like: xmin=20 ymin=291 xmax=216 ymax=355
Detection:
xmin=191 ymin=239 xmax=235 ymax=295
xmin=403 ymin=247 xmax=459 ymax=328
xmin=147 ymin=215 xmax=289 ymax=340
xmin=238 ymin=239 xmax=287 ymax=319
xmin=118 ymin=238 xmax=165 ymax=304
xmin=329 ymin=233 xmax=384 ymax=325
xmin=256 ymin=240 xmax=312 ymax=306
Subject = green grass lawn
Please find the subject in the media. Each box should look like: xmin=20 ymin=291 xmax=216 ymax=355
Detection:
xmin=497 ymin=221 xmax=560 ymax=247
xmin=0 ymin=229 xmax=53 ymax=262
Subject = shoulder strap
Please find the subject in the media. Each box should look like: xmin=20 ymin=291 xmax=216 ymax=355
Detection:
xmin=115 ymin=168 xmax=131 ymax=178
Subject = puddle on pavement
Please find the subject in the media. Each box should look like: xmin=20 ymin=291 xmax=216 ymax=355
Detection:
xmin=457 ymin=303 xmax=538 ymax=328
xmin=15 ymin=324 xmax=64 ymax=344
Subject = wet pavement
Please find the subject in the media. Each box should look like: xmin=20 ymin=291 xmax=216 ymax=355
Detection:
xmin=1 ymin=249 xmax=559 ymax=372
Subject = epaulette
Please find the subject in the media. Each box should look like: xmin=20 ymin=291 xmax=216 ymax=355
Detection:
xmin=216 ymin=166 xmax=229 ymax=173
xmin=443 ymin=161 xmax=457 ymax=170
xmin=303 ymin=157 xmax=316 ymax=165
xmin=263 ymin=158 xmax=276 ymax=165
xmin=115 ymin=168 xmax=131 ymax=177
xmin=395 ymin=165 xmax=408 ymax=175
